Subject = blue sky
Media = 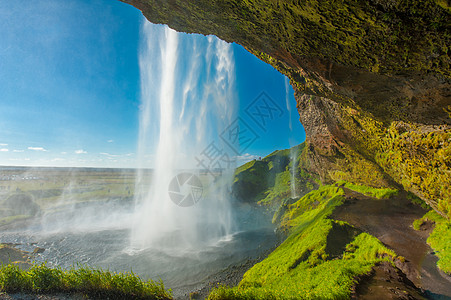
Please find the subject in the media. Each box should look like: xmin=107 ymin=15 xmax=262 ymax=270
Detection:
xmin=0 ymin=0 xmax=304 ymax=168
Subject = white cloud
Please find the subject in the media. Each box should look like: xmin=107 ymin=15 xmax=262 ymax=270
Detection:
xmin=0 ymin=143 xmax=8 ymax=146
xmin=0 ymin=148 xmax=9 ymax=152
xmin=75 ymin=149 xmax=87 ymax=154
xmin=28 ymin=147 xmax=47 ymax=152
xmin=13 ymin=149 xmax=24 ymax=153
xmin=235 ymin=153 xmax=260 ymax=161
xmin=100 ymin=152 xmax=119 ymax=157
xmin=107 ymin=139 xmax=114 ymax=143
xmin=61 ymin=152 xmax=67 ymax=154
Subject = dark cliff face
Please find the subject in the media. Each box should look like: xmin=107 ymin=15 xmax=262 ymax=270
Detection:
xmin=121 ymin=0 xmax=451 ymax=217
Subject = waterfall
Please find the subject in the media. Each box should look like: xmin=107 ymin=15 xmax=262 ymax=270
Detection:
xmin=131 ymin=21 xmax=236 ymax=251
xmin=290 ymin=146 xmax=298 ymax=199
xmin=285 ymin=77 xmax=298 ymax=199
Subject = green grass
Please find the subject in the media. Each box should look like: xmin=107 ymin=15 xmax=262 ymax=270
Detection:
xmin=234 ymin=160 xmax=257 ymax=175
xmin=413 ymin=210 xmax=451 ymax=274
xmin=258 ymin=171 xmax=291 ymax=207
xmin=336 ymin=180 xmax=398 ymax=199
xmin=232 ymin=143 xmax=318 ymax=208
xmin=0 ymin=263 xmax=172 ymax=299
xmin=279 ymin=185 xmax=344 ymax=231
xmin=208 ymin=185 xmax=397 ymax=299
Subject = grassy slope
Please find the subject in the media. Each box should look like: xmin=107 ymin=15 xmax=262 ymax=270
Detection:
xmin=208 ymin=185 xmax=397 ymax=299
xmin=336 ymin=180 xmax=398 ymax=199
xmin=1 ymin=146 xmax=448 ymax=297
xmin=232 ymin=143 xmax=319 ymax=209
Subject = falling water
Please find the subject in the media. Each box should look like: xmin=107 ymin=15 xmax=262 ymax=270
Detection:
xmin=289 ymin=146 xmax=298 ymax=199
xmin=285 ymin=77 xmax=298 ymax=199
xmin=131 ymin=22 xmax=236 ymax=251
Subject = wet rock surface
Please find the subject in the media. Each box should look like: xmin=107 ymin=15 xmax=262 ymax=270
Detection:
xmin=355 ymin=261 xmax=426 ymax=300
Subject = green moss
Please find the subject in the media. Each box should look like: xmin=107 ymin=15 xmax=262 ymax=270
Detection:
xmin=208 ymin=185 xmax=397 ymax=299
xmin=329 ymin=146 xmax=390 ymax=190
xmin=279 ymin=185 xmax=344 ymax=231
xmin=413 ymin=210 xmax=451 ymax=273
xmin=376 ymin=124 xmax=451 ymax=218
xmin=407 ymin=192 xmax=431 ymax=210
xmin=336 ymin=181 xmax=398 ymax=199
xmin=0 ymin=263 xmax=172 ymax=299
xmin=322 ymin=96 xmax=450 ymax=218
xmin=434 ymin=0 xmax=451 ymax=12
xmin=268 ymin=0 xmax=447 ymax=76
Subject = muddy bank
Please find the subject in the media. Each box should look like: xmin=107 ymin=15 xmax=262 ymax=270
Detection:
xmin=332 ymin=188 xmax=451 ymax=299
xmin=355 ymin=261 xmax=426 ymax=300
